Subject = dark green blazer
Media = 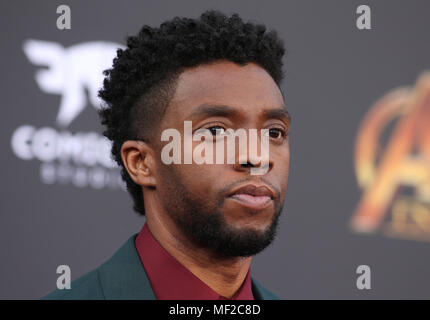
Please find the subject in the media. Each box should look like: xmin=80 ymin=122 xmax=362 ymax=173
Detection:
xmin=43 ymin=234 xmax=280 ymax=300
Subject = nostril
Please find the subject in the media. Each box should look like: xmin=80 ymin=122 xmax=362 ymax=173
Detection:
xmin=241 ymin=161 xmax=255 ymax=168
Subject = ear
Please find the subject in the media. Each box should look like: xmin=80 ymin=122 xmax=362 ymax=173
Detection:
xmin=121 ymin=140 xmax=156 ymax=187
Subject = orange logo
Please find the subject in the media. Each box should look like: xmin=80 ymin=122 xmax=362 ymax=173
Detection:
xmin=351 ymin=73 xmax=430 ymax=241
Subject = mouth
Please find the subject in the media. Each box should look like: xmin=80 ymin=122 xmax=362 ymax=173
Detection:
xmin=227 ymin=184 xmax=274 ymax=210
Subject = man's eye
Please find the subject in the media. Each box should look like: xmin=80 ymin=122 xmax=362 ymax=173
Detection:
xmin=208 ymin=126 xmax=226 ymax=136
xmin=268 ymin=128 xmax=285 ymax=139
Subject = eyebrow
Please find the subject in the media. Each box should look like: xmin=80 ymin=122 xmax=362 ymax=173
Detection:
xmin=188 ymin=103 xmax=291 ymax=124
xmin=188 ymin=104 xmax=239 ymax=119
xmin=263 ymin=107 xmax=292 ymax=125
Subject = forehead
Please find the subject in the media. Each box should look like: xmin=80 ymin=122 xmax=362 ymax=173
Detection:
xmin=164 ymin=61 xmax=285 ymax=122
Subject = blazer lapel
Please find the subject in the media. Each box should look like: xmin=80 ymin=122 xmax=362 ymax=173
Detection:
xmin=97 ymin=234 xmax=156 ymax=300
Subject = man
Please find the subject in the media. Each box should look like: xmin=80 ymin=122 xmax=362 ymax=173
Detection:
xmin=44 ymin=9 xmax=290 ymax=300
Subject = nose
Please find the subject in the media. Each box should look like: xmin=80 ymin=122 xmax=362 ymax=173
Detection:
xmin=233 ymin=158 xmax=273 ymax=173
xmin=232 ymin=139 xmax=273 ymax=174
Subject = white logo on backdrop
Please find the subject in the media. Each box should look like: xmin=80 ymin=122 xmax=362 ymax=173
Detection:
xmin=23 ymin=40 xmax=121 ymax=127
xmin=11 ymin=40 xmax=126 ymax=190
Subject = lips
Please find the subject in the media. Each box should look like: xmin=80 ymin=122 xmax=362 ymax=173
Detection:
xmin=228 ymin=184 xmax=274 ymax=210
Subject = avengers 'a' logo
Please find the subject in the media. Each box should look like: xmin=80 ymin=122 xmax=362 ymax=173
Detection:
xmin=351 ymin=73 xmax=430 ymax=240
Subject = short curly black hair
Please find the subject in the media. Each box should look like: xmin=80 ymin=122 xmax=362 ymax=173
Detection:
xmin=98 ymin=9 xmax=286 ymax=216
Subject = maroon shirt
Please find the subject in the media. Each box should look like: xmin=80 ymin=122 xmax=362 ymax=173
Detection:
xmin=135 ymin=223 xmax=254 ymax=300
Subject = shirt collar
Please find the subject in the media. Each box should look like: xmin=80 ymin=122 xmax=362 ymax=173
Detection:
xmin=135 ymin=223 xmax=254 ymax=300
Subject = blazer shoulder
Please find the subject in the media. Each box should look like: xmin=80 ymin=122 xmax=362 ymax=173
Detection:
xmin=42 ymin=268 xmax=105 ymax=300
xmin=251 ymin=277 xmax=281 ymax=300
xmin=41 ymin=234 xmax=154 ymax=300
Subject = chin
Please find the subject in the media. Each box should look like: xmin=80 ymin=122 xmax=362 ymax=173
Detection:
xmin=225 ymin=215 xmax=274 ymax=234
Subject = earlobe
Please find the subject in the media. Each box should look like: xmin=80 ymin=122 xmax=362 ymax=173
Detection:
xmin=120 ymin=140 xmax=156 ymax=187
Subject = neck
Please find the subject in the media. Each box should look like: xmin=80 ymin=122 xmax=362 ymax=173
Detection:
xmin=144 ymin=198 xmax=252 ymax=298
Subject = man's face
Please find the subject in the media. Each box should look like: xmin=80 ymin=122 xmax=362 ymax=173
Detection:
xmin=152 ymin=60 xmax=290 ymax=258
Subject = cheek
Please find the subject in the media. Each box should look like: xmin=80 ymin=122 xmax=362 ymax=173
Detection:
xmin=185 ymin=163 xmax=226 ymax=190
xmin=271 ymin=146 xmax=290 ymax=192
xmin=169 ymin=163 xmax=224 ymax=197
